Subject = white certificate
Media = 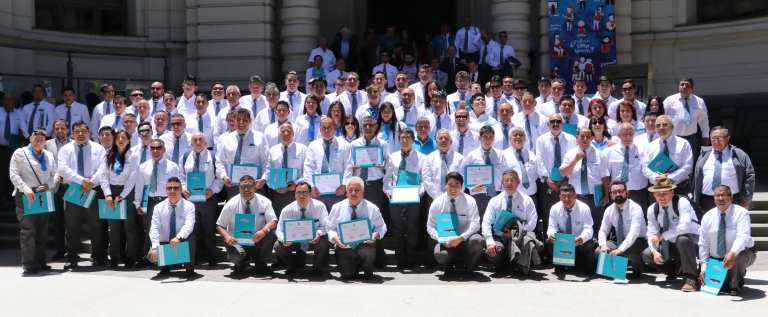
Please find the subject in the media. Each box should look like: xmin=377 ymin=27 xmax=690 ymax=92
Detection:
xmin=338 ymin=218 xmax=372 ymax=245
xmin=230 ymin=164 xmax=260 ymax=185
xmin=465 ymin=165 xmax=494 ymax=187
xmin=390 ymin=186 xmax=421 ymax=204
xmin=283 ymin=219 xmax=316 ymax=243
xmin=313 ymin=173 xmax=342 ymax=195
xmin=353 ymin=146 xmax=383 ymax=167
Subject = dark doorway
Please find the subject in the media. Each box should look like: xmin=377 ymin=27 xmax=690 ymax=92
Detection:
xmin=367 ymin=0 xmax=457 ymax=55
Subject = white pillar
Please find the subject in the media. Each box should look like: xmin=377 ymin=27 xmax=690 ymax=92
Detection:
xmin=491 ymin=0 xmax=531 ymax=82
xmin=281 ymin=0 xmax=320 ymax=84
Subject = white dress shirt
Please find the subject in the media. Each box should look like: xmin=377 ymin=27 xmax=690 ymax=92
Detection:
xmin=338 ymin=90 xmax=369 ymax=115
xmin=22 ymin=100 xmax=55 ymax=138
xmin=184 ymin=111 xmax=217 ymax=149
xmin=216 ymin=193 xmax=277 ymax=238
xmin=97 ymin=147 xmax=139 ymax=198
xmin=482 ymin=41 xmax=502 ymax=68
xmin=465 ymin=147 xmax=504 ymax=194
xmin=58 ymin=141 xmax=105 ymax=185
xmin=0 ymin=109 xmax=22 ymax=146
xmin=646 ymin=198 xmax=701 ymax=252
xmin=253 ymin=106 xmax=277 ymax=133
xmin=263 ymin=122 xmax=284 ymax=149
xmin=54 ymin=102 xmax=91 ymax=131
xmin=279 ymin=90 xmax=307 ymax=121
xmin=383 ymin=149 xmax=426 ymax=193
xmin=149 ymin=198 xmax=196 ymax=246
xmin=511 ymin=111 xmax=550 ymax=152
xmin=91 ymin=100 xmax=114 ymax=140
xmin=608 ymin=99 xmax=647 ymax=122
xmin=325 ymin=70 xmax=347 ymax=93
xmin=354 ymin=101 xmax=384 ymax=125
xmin=502 ymin=95 xmax=522 ymax=113
xmin=535 ymin=95 xmax=552 ymax=109
xmin=428 ymin=112 xmax=456 ymax=138
xmin=701 ymin=145 xmax=739 ymax=195
xmin=175 ymin=94 xmax=197 ymax=117
xmin=422 ymin=150 xmax=466 ymax=200
xmin=698 ymin=204 xmax=754 ymax=271
xmin=327 ymin=199 xmax=387 ymax=243
xmin=308 ymin=47 xmax=336 ymax=72
xmin=633 ymin=131 xmax=658 ymax=152
xmin=561 ymin=145 xmax=610 ymax=195
xmin=450 ymin=129 xmax=480 ymax=157
xmin=562 ymin=114 xmax=589 ymax=128
xmin=606 ymin=143 xmax=645 ymax=190
xmin=9 ymin=147 xmax=58 ymax=194
xmin=268 ymin=142 xmax=308 ymax=185
xmin=304 ymin=137 xmax=353 ymax=188
xmin=664 ymin=93 xmax=709 ymax=138
xmin=482 ymin=191 xmax=538 ymax=245
xmin=276 ymin=199 xmax=329 ymax=242
xmin=149 ymin=97 xmax=165 ymax=115
xmin=134 ymin=159 xmax=180 ymax=207
xmin=468 ymin=111 xmax=498 ymax=134
xmin=447 ymin=91 xmax=473 ymax=109
xmin=641 ymin=135 xmax=693 ymax=184
xmin=589 ymin=94 xmax=618 ymax=110
xmin=500 ymin=147 xmax=539 ymax=196
xmin=427 ymin=193 xmax=480 ymax=241
xmin=395 ymin=104 xmax=426 ymax=128
xmin=208 ymin=98 xmax=229 ymax=118
xmin=99 ymin=111 xmax=129 ymax=132
xmin=160 ymin=132 xmax=193 ymax=166
xmin=454 ymin=26 xmax=481 ymax=53
xmin=535 ymin=132 xmax=577 ymax=180
xmin=293 ymin=114 xmax=324 ymax=146
xmin=371 ymin=63 xmax=398 ymax=88
xmin=537 ymin=100 xmax=562 ymax=118
xmin=547 ymin=200 xmax=594 ymax=240
xmin=349 ymin=136 xmax=389 ymax=181
xmin=216 ymin=103 xmax=251 ymax=142
xmin=216 ymin=129 xmax=270 ymax=181
xmin=598 ymin=199 xmax=647 ymax=252
xmin=572 ymin=95 xmax=591 ymax=116
xmin=179 ymin=149 xmax=226 ymax=194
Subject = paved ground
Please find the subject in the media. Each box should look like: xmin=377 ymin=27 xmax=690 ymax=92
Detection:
xmin=1 ymin=250 xmax=767 ymax=316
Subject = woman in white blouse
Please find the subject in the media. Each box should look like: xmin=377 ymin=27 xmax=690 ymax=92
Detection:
xmin=9 ymin=129 xmax=58 ymax=274
xmin=294 ymin=95 xmax=324 ymax=146
xmin=375 ymin=102 xmax=408 ymax=154
xmin=613 ymin=100 xmax=644 ymax=136
xmin=589 ymin=115 xmax=617 ymax=151
xmin=98 ymin=130 xmax=140 ymax=269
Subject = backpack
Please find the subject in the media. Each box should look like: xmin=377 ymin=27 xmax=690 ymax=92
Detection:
xmin=182 ymin=150 xmax=216 ymax=176
xmin=653 ymin=195 xmax=705 ymax=225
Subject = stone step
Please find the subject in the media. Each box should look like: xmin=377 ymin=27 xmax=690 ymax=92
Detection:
xmin=755 ymin=237 xmax=768 ymax=251
xmin=750 ymin=210 xmax=768 ymax=223
xmin=751 ymin=224 xmax=768 ymax=237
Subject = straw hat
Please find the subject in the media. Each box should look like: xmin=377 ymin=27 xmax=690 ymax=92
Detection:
xmin=647 ymin=175 xmax=677 ymax=192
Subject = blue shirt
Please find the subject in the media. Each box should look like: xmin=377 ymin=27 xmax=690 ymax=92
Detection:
xmin=414 ymin=137 xmax=438 ymax=155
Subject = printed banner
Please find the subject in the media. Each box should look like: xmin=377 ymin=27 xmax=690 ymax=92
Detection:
xmin=548 ymin=0 xmax=616 ymax=93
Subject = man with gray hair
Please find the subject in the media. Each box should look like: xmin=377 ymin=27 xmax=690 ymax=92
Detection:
xmin=447 ymin=71 xmax=472 ymax=109
xmin=240 ymin=76 xmax=268 ymax=116
xmin=331 ymin=28 xmax=358 ymax=72
xmin=607 ymin=122 xmax=648 ymax=210
xmin=500 ymin=126 xmax=539 ymax=216
xmin=413 ymin=117 xmax=437 ymax=155
xmin=308 ymin=35 xmax=336 ymax=72
xmin=641 ymin=115 xmax=693 ymax=196
xmin=692 ymin=126 xmax=754 ymax=211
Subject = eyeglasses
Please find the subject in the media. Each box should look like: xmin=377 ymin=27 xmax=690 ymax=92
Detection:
xmin=150 ymin=146 xmax=164 ymax=151
xmin=295 ymin=191 xmax=310 ymax=196
xmin=139 ymin=130 xmax=151 ymax=135
xmin=150 ymin=87 xmax=163 ymax=90
xmin=399 ymin=137 xmax=412 ymax=141
xmin=239 ymin=184 xmax=254 ymax=190
xmin=511 ymin=133 xmax=525 ymax=138
xmin=455 ymin=115 xmax=468 ymax=119
xmin=212 ymin=87 xmax=224 ymax=91
xmin=610 ymin=190 xmax=626 ymax=195
xmin=714 ymin=194 xmax=731 ymax=199
xmin=591 ymin=121 xmax=604 ymax=125
xmin=549 ymin=120 xmax=563 ymax=124
xmin=166 ymin=186 xmax=181 ymax=191
xmin=344 ymin=122 xmax=356 ymax=126
xmin=513 ymin=86 xmax=527 ymax=91
xmin=131 ymin=93 xmax=144 ymax=97
xmin=711 ymin=136 xmax=726 ymax=141
xmin=655 ymin=123 xmax=670 ymax=128
xmin=170 ymin=122 xmax=183 ymax=126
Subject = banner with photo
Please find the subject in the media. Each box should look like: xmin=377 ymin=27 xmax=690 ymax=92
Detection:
xmin=548 ymin=0 xmax=616 ymax=93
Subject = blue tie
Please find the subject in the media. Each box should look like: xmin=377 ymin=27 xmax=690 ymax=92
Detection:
xmin=580 ymin=155 xmax=589 ymax=194
xmin=435 ymin=113 xmax=441 ymax=131
xmin=77 ymin=143 xmax=86 ymax=176
xmin=621 ymin=146 xmax=629 ymax=183
xmin=383 ymin=65 xmax=389 ymax=89
xmin=308 ymin=115 xmax=318 ymax=142
xmin=516 ymin=150 xmax=530 ymax=189
xmin=193 ymin=152 xmax=200 ymax=172
xmin=197 ymin=114 xmax=204 ymax=132
xmin=553 ymin=136 xmax=562 ymax=167
xmin=493 ymin=98 xmax=499 ymax=120
xmin=282 ymin=145 xmax=288 ymax=168
xmin=577 ymin=99 xmax=584 ymax=116
xmin=112 ymin=114 xmax=121 ymax=130
xmin=234 ymin=134 xmax=244 ymax=164
xmin=661 ymin=205 xmax=670 ymax=261
xmin=683 ymin=97 xmax=691 ymax=126
xmin=717 ymin=212 xmax=727 ymax=257
xmin=712 ymin=152 xmax=722 ymax=190
xmin=214 ymin=101 xmax=221 ymax=116
xmin=141 ymin=145 xmax=148 ymax=164
xmin=506 ymin=195 xmax=513 ymax=213
xmin=565 ymin=209 xmax=573 ymax=234
xmin=440 ymin=152 xmax=448 ymax=190
xmin=554 ymin=102 xmax=560 ymax=114
xmin=450 ymin=198 xmax=457 ymax=214
xmin=484 ymin=151 xmax=497 ymax=196
xmin=104 ymin=102 xmax=111 ymax=115
xmin=502 ymin=124 xmax=509 ymax=150
xmin=169 ymin=204 xmax=177 ymax=242
xmin=617 ymin=207 xmax=625 ymax=245
xmin=270 ymin=108 xmax=276 ymax=124
xmin=351 ymin=205 xmax=358 ymax=220
xmin=245 ymin=201 xmax=251 ymax=214
xmin=458 ymin=133 xmax=465 ymax=155
xmin=663 ymin=140 xmax=670 ymax=158
xmin=351 ymin=93 xmax=358 ymax=116
xmin=153 ymin=100 xmax=159 ymax=115
xmin=361 ymin=139 xmax=370 ymax=181
xmin=499 ymin=45 xmax=504 ymax=64
xmin=300 ymin=207 xmax=310 ymax=251
xmin=66 ymin=106 xmax=72 ymax=128
xmin=150 ymin=161 xmax=158 ymax=193
xmin=288 ymin=92 xmax=294 ymax=111
xmin=28 ymin=103 xmax=39 ymax=136
xmin=463 ymin=28 xmax=469 ymax=52
xmin=173 ymin=135 xmax=180 ymax=163
xmin=322 ymin=140 xmax=331 ymax=173
xmin=524 ymin=114 xmax=533 ymax=149
xmin=399 ymin=151 xmax=409 ymax=174
xmin=3 ymin=111 xmax=10 ymax=141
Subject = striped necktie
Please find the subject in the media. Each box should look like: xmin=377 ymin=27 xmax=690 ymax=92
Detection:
xmin=169 ymin=204 xmax=177 ymax=241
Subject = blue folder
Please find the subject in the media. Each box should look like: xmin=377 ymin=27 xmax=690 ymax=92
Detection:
xmin=22 ymin=192 xmax=55 ymax=215
xmin=553 ymin=233 xmax=576 ymax=266
xmin=436 ymin=213 xmax=460 ymax=244
xmin=268 ymin=168 xmax=295 ymax=189
xmin=550 ymin=167 xmax=563 ymax=182
xmin=562 ymin=124 xmax=578 ymax=136
xmin=63 ymin=183 xmax=96 ymax=208
xmin=596 ymin=252 xmax=628 ymax=280
xmin=492 ymin=210 xmax=520 ymax=232
xmin=141 ymin=185 xmax=149 ymax=213
xmin=234 ymin=214 xmax=256 ymax=246
xmin=397 ymin=170 xmax=420 ymax=186
xmin=156 ymin=241 xmax=191 ymax=266
xmin=98 ymin=199 xmax=127 ymax=220
xmin=701 ymin=259 xmax=729 ymax=296
xmin=311 ymin=68 xmax=325 ymax=78
xmin=648 ymin=152 xmax=679 ymax=174
xmin=593 ymin=184 xmax=604 ymax=207
xmin=187 ymin=172 xmax=207 ymax=202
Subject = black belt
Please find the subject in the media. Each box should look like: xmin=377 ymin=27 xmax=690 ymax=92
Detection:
xmin=581 ymin=194 xmax=594 ymax=199
xmin=149 ymin=196 xmax=166 ymax=201
xmin=364 ymin=179 xmax=383 ymax=186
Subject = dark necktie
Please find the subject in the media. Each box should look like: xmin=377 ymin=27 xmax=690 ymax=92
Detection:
xmin=150 ymin=161 xmax=158 ymax=193
xmin=565 ymin=208 xmax=573 ymax=234
xmin=463 ymin=28 xmax=469 ymax=52
xmin=193 ymin=152 xmax=200 ymax=172
xmin=322 ymin=140 xmax=331 ymax=173
xmin=214 ymin=101 xmax=221 ymax=116
xmin=112 ymin=114 xmax=122 ymax=130
xmin=141 ymin=145 xmax=148 ymax=164
xmin=169 ymin=204 xmax=177 ymax=241
xmin=663 ymin=139 xmax=670 ymax=157
xmin=198 ymin=114 xmax=204 ymax=133
xmin=506 ymin=194 xmax=513 ymax=213
xmin=617 ymin=207 xmax=625 ymax=245
xmin=288 ymin=92 xmax=294 ymax=111
xmin=351 ymin=205 xmax=358 ymax=220
xmin=458 ymin=133 xmax=465 ymax=154
xmin=3 ymin=111 xmax=10 ymax=141
xmin=65 ymin=106 xmax=72 ymax=127
xmin=565 ymin=116 xmax=570 ymax=124
xmin=153 ymin=100 xmax=159 ymax=115
xmin=712 ymin=151 xmax=722 ymax=190
xmin=104 ymin=101 xmax=111 ymax=115
xmin=440 ymin=151 xmax=448 ymax=190
xmin=270 ymin=108 xmax=276 ymax=124
xmin=577 ymin=99 xmax=584 ymax=116
xmin=524 ymin=114 xmax=533 ymax=149
xmin=553 ymin=136 xmax=562 ymax=167
xmin=554 ymin=101 xmax=560 ymax=114
xmin=481 ymin=43 xmax=487 ymax=64
xmin=77 ymin=143 xmax=86 ymax=176
xmin=580 ymin=154 xmax=589 ymax=195
xmin=717 ymin=212 xmax=727 ymax=257
xmin=435 ymin=113 xmax=441 ymax=131
xmin=399 ymin=151 xmax=409 ymax=174
xmin=351 ymin=93 xmax=358 ymax=116
xmin=234 ymin=134 xmax=244 ymax=164
xmin=282 ymin=145 xmax=288 ymax=168
xmin=173 ymin=135 xmax=181 ymax=162
xmin=683 ymin=97 xmax=691 ymax=126
xmin=516 ymin=150 xmax=530 ymax=189
xmin=621 ymin=146 xmax=629 ymax=183
xmin=245 ymin=201 xmax=252 ymax=214
xmin=361 ymin=139 xmax=371 ymax=181
xmin=661 ymin=205 xmax=670 ymax=261
xmin=28 ymin=103 xmax=39 ymax=136
xmin=300 ymin=207 xmax=306 ymax=219
xmin=502 ymin=124 xmax=509 ymax=149
xmin=450 ymin=198 xmax=457 ymax=214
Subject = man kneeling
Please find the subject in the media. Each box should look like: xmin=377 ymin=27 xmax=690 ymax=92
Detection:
xmin=147 ymin=177 xmax=196 ymax=279
xmin=274 ymin=182 xmax=330 ymax=277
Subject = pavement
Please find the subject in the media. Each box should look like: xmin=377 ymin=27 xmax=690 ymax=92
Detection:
xmin=1 ymin=250 xmax=767 ymax=316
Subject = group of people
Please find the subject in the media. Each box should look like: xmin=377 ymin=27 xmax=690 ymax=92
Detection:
xmin=1 ymin=66 xmax=758 ymax=294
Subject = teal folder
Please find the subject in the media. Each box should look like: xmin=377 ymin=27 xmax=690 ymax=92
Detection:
xmin=492 ymin=210 xmax=520 ymax=232
xmin=553 ymin=233 xmax=576 ymax=266
xmin=141 ymin=185 xmax=149 ymax=213
xmin=234 ymin=214 xmax=256 ymax=246
xmin=436 ymin=213 xmax=460 ymax=244
xmin=648 ymin=152 xmax=679 ymax=174
xmin=397 ymin=170 xmax=420 ymax=186
xmin=22 ymin=191 xmax=55 ymax=215
xmin=187 ymin=172 xmax=206 ymax=202
xmin=98 ymin=199 xmax=127 ymax=220
xmin=701 ymin=259 xmax=729 ymax=295
xmin=596 ymin=252 xmax=628 ymax=280
xmin=268 ymin=168 xmax=295 ymax=189
xmin=562 ymin=124 xmax=578 ymax=136
xmin=550 ymin=167 xmax=563 ymax=182
xmin=63 ymin=183 xmax=96 ymax=208
xmin=156 ymin=241 xmax=191 ymax=266
xmin=311 ymin=68 xmax=325 ymax=78
xmin=593 ymin=184 xmax=604 ymax=207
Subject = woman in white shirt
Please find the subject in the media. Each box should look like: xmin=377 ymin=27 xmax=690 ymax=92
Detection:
xmin=375 ymin=102 xmax=408 ymax=154
xmin=328 ymin=101 xmax=347 ymax=138
xmin=421 ymin=79 xmax=443 ymax=114
xmin=341 ymin=115 xmax=361 ymax=144
xmin=587 ymin=99 xmax=618 ymax=135
xmin=294 ymin=95 xmax=324 ymax=146
xmin=589 ymin=115 xmax=617 ymax=151
xmin=9 ymin=129 xmax=58 ymax=274
xmin=98 ymin=130 xmax=140 ymax=269
xmin=613 ymin=100 xmax=644 ymax=136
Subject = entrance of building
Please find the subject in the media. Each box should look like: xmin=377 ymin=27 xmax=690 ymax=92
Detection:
xmin=367 ymin=0 xmax=458 ymax=56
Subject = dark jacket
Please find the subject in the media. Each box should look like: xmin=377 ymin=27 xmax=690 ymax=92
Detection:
xmin=692 ymin=145 xmax=755 ymax=208
xmin=330 ymin=38 xmax=359 ymax=71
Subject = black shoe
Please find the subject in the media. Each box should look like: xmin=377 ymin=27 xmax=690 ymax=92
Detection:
xmin=373 ymin=259 xmax=385 ymax=269
xmin=423 ymin=260 xmax=437 ymax=270
xmin=256 ymin=263 xmax=274 ymax=276
xmin=284 ymin=267 xmax=297 ymax=275
xmin=24 ymin=268 xmax=39 ymax=274
xmin=312 ymin=268 xmax=323 ymax=277
xmin=135 ymin=259 xmax=151 ymax=268
xmin=232 ymin=264 xmax=243 ymax=273
xmin=52 ymin=251 xmax=66 ymax=261
xmin=172 ymin=264 xmax=183 ymax=268
xmin=123 ymin=261 xmax=135 ymax=269
xmin=397 ymin=261 xmax=406 ymax=269
xmin=729 ymin=287 xmax=741 ymax=296
xmin=666 ymin=261 xmax=682 ymax=281
xmin=363 ymin=272 xmax=373 ymax=280
xmin=208 ymin=260 xmax=218 ymax=267
xmin=109 ymin=259 xmax=119 ymax=269
xmin=405 ymin=262 xmax=415 ymax=270
xmin=38 ymin=264 xmax=52 ymax=271
xmin=444 ymin=264 xmax=455 ymax=275
xmin=184 ymin=270 xmax=195 ymax=279
xmin=554 ymin=265 xmax=565 ymax=273
xmin=93 ymin=260 xmax=107 ymax=267
xmin=158 ymin=267 xmax=171 ymax=275
xmin=63 ymin=262 xmax=78 ymax=270
xmin=271 ymin=259 xmax=285 ymax=269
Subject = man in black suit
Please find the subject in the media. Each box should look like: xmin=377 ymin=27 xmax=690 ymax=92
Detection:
xmin=331 ymin=28 xmax=359 ymax=73
xmin=440 ymin=45 xmax=468 ymax=93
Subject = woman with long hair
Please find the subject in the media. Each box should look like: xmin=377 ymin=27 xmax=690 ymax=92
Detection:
xmin=341 ymin=115 xmax=361 ymax=144
xmin=614 ymin=100 xmax=644 ymax=136
xmin=376 ymin=101 xmax=408 ymax=154
xmin=98 ymin=129 xmax=140 ymax=269
xmin=587 ymin=98 xmax=618 ymax=137
xmin=356 ymin=84 xmax=383 ymax=123
xmin=327 ymin=101 xmax=347 ymax=137
xmin=588 ymin=115 xmax=617 ymax=151
xmin=294 ymin=95 xmax=324 ymax=146
xmin=422 ymin=79 xmax=443 ymax=113
xmin=646 ymin=95 xmax=665 ymax=116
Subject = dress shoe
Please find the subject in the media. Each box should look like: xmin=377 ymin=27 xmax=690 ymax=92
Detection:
xmin=423 ymin=260 xmax=437 ymax=270
xmin=63 ymin=262 xmax=78 ymax=270
xmin=232 ymin=265 xmax=243 ymax=273
xmin=682 ymin=278 xmax=699 ymax=292
xmin=397 ymin=261 xmax=406 ymax=269
xmin=271 ymin=259 xmax=286 ymax=269
xmin=404 ymin=262 xmax=415 ymax=270
xmin=729 ymin=287 xmax=741 ymax=296
xmin=184 ymin=270 xmax=195 ymax=279
xmin=158 ymin=267 xmax=171 ymax=275
xmin=52 ymin=251 xmax=66 ymax=261
xmin=123 ymin=261 xmax=135 ymax=269
xmin=373 ymin=259 xmax=385 ymax=269
xmin=172 ymin=264 xmax=183 ymax=268
xmin=38 ymin=264 xmax=52 ymax=271
xmin=256 ymin=263 xmax=274 ymax=275
xmin=444 ymin=264 xmax=455 ymax=275
xmin=312 ymin=268 xmax=323 ymax=277
xmin=554 ymin=265 xmax=565 ymax=273
xmin=109 ymin=259 xmax=119 ymax=269
xmin=284 ymin=267 xmax=297 ymax=275
xmin=134 ymin=259 xmax=151 ymax=268
xmin=93 ymin=260 xmax=108 ymax=267
xmin=666 ymin=261 xmax=682 ymax=281
xmin=208 ymin=260 xmax=218 ymax=267
xmin=23 ymin=268 xmax=39 ymax=274
xmin=363 ymin=272 xmax=373 ymax=280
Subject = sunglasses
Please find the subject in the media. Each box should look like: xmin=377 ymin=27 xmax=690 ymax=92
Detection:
xmin=513 ymin=86 xmax=527 ymax=91
xmin=455 ymin=115 xmax=468 ymax=119
xmin=131 ymin=93 xmax=144 ymax=97
xmin=170 ymin=122 xmax=183 ymax=126
xmin=139 ymin=130 xmax=151 ymax=135
xmin=211 ymin=87 xmax=225 ymax=91
xmin=150 ymin=146 xmax=164 ymax=150
xmin=344 ymin=122 xmax=356 ymax=126
xmin=166 ymin=186 xmax=181 ymax=191
xmin=239 ymin=184 xmax=254 ymax=190
xmin=549 ymin=120 xmax=563 ymax=124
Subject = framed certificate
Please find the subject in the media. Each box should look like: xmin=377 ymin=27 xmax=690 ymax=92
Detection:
xmin=234 ymin=213 xmax=256 ymax=246
xmin=701 ymin=259 xmax=729 ymax=296
xmin=435 ymin=213 xmax=459 ymax=244
xmin=313 ymin=173 xmax=342 ymax=195
xmin=464 ymin=165 xmax=494 ymax=187
xmin=98 ymin=199 xmax=127 ymax=220
xmin=389 ymin=185 xmax=421 ymax=204
xmin=553 ymin=233 xmax=576 ymax=266
xmin=338 ymin=218 xmax=372 ymax=245
xmin=352 ymin=146 xmax=384 ymax=167
xmin=230 ymin=164 xmax=260 ymax=186
xmin=63 ymin=183 xmax=96 ymax=208
xmin=22 ymin=191 xmax=55 ymax=215
xmin=283 ymin=219 xmax=316 ymax=243
xmin=596 ymin=252 xmax=628 ymax=280
xmin=187 ymin=172 xmax=207 ymax=202
xmin=156 ymin=241 xmax=191 ymax=266
xmin=141 ymin=185 xmax=149 ymax=213
xmin=269 ymin=168 xmax=295 ymax=189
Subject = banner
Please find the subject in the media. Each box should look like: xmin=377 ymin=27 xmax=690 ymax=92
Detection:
xmin=548 ymin=0 xmax=616 ymax=93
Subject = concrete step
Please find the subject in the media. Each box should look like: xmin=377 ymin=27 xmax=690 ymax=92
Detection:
xmin=750 ymin=210 xmax=768 ymax=223
xmin=755 ymin=237 xmax=768 ymax=251
xmin=751 ymin=224 xmax=768 ymax=237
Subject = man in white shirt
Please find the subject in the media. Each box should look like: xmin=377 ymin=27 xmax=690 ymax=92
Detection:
xmin=608 ymin=79 xmax=647 ymax=121
xmin=135 ymin=99 xmax=154 ymax=127
xmin=325 ymin=59 xmax=347 ymax=94
xmin=536 ymin=113 xmax=577 ymax=229
xmin=465 ymin=126 xmax=503 ymax=218
xmin=485 ymin=76 xmax=504 ymax=122
xmin=99 ymin=95 xmax=130 ymax=133
xmin=122 ymin=113 xmax=139 ymax=146
xmin=466 ymin=60 xmax=482 ymax=86
xmin=572 ymin=78 xmax=590 ymax=116
xmin=590 ymin=76 xmax=618 ymax=107
xmin=90 ymin=84 xmax=116 ymax=140
xmin=560 ymin=127 xmax=610 ymax=234
xmin=427 ymin=172 xmax=485 ymax=275
xmin=184 ymin=94 xmax=216 ymax=150
xmin=384 ymin=72 xmax=413 ymax=109
xmin=490 ymin=102 xmax=514 ymax=151
xmin=500 ymin=77 xmax=520 ymax=110
xmin=428 ymin=91 xmax=455 ymax=137
xmin=54 ymin=86 xmax=90 ymax=133
xmin=692 ymin=126 xmax=754 ymax=212
xmin=307 ymin=36 xmax=336 ymax=72
xmin=148 ymin=81 xmax=165 ymax=115
xmin=483 ymin=170 xmax=542 ymax=275
xmin=208 ymin=82 xmax=228 ymax=118
xmin=217 ymin=85 xmax=252 ymax=142
xmin=454 ymin=16 xmax=481 ymax=66
xmin=538 ymin=79 xmax=566 ymax=118
xmin=500 ymin=126 xmax=539 ymax=210
xmin=594 ymin=181 xmax=648 ymax=279
xmin=239 ymin=76 xmax=267 ymax=116
xmin=305 ymin=117 xmax=352 ymax=211
xmin=558 ymin=95 xmax=589 ymax=128
xmin=57 ymin=121 xmax=107 ymax=269
xmin=217 ymin=108 xmax=270 ymax=198
xmin=160 ymin=114 xmax=193 ymax=167
xmin=535 ymin=77 xmax=552 ymax=107
xmin=372 ymin=52 xmax=397 ymax=89
xmin=664 ymin=78 xmax=710 ymax=168
xmin=409 ymin=64 xmax=433 ymax=101
xmin=176 ymin=75 xmax=198 ymax=116
xmin=280 ymin=71 xmax=306 ymax=121
xmin=274 ymin=182 xmax=330 ymax=276
xmin=450 ymin=108 xmax=479 ymax=157
xmin=494 ymin=31 xmax=516 ymax=78
xmin=511 ymin=92 xmax=549 ymax=152
xmin=642 ymin=176 xmax=701 ymax=291
xmin=22 ymin=85 xmax=55 ymax=139
xmin=327 ymin=177 xmax=387 ymax=280
xmin=338 ymin=72 xmax=368 ymax=115
xmin=152 ymin=110 xmax=170 ymax=140
xmin=216 ymin=175 xmax=278 ymax=275
xmin=546 ymin=184 xmax=598 ymax=272
xmin=633 ymin=111 xmax=659 ymax=152
xmin=372 ymin=71 xmax=390 ymax=101
xmin=698 ymin=185 xmax=757 ymax=296
xmin=268 ymin=122 xmax=308 ymax=215
xmin=147 ymin=177 xmax=197 ymax=278
xmin=608 ymin=123 xmax=649 ymax=210
xmin=641 ymin=115 xmax=693 ymax=196
xmin=394 ymin=88 xmax=423 ymax=128
xmin=447 ymin=71 xmax=472 ymax=110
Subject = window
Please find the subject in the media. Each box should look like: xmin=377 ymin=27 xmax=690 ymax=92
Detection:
xmin=698 ymin=0 xmax=768 ymax=24
xmin=34 ymin=0 xmax=127 ymax=35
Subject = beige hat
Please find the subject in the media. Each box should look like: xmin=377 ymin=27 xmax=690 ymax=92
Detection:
xmin=647 ymin=175 xmax=677 ymax=192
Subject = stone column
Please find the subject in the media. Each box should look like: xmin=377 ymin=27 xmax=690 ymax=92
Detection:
xmin=491 ymin=0 xmax=531 ymax=82
xmin=281 ymin=0 xmax=320 ymax=84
